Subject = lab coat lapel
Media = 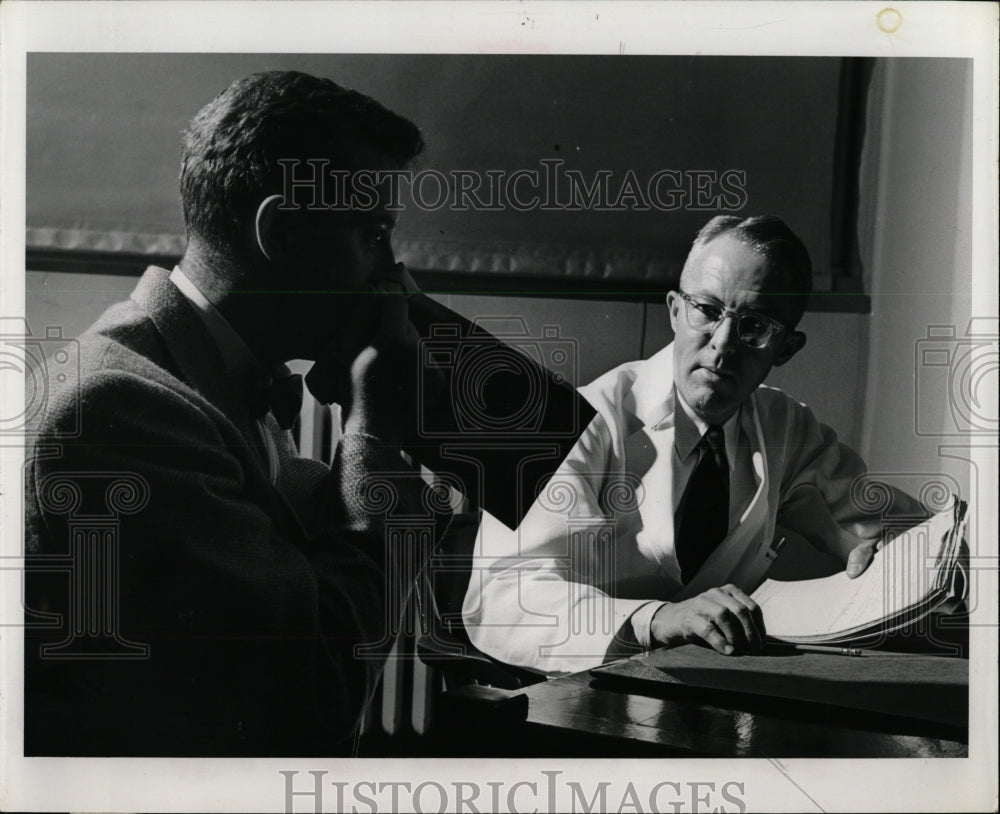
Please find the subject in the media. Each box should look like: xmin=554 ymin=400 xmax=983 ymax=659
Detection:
xmin=625 ymin=425 xmax=676 ymax=577
xmin=624 ymin=347 xmax=682 ymax=582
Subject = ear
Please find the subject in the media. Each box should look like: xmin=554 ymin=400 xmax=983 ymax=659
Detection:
xmin=773 ymin=330 xmax=806 ymax=367
xmin=254 ymin=194 xmax=288 ymax=261
xmin=666 ymin=291 xmax=681 ymax=333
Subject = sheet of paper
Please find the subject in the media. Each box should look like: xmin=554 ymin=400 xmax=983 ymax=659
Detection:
xmin=752 ymin=508 xmax=958 ymax=641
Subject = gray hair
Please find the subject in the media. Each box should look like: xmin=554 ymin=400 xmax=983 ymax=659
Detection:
xmin=683 ymin=214 xmax=813 ymax=327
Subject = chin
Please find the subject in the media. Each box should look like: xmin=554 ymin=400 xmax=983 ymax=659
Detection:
xmin=687 ymin=388 xmax=738 ymax=424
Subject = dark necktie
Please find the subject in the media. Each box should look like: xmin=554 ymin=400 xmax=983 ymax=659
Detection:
xmin=674 ymin=424 xmax=730 ymax=584
xmin=252 ymin=372 xmax=304 ymax=430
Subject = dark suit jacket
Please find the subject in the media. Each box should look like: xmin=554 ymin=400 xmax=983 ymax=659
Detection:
xmin=24 ymin=266 xmax=440 ymax=756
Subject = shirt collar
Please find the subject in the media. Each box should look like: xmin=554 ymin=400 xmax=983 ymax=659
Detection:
xmin=169 ymin=267 xmax=288 ymax=393
xmin=673 ymin=389 xmax=740 ymax=471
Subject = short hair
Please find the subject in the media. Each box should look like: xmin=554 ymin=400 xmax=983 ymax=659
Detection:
xmin=180 ymin=70 xmax=424 ymax=253
xmin=683 ymin=214 xmax=813 ymax=327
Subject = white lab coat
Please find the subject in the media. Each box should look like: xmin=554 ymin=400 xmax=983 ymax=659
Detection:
xmin=462 ymin=344 xmax=924 ymax=675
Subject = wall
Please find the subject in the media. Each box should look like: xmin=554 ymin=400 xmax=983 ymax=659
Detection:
xmin=26 ymin=53 xmax=845 ymax=285
xmin=859 ymin=58 xmax=977 ymax=511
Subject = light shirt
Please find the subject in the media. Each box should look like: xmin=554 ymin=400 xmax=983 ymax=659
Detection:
xmin=169 ymin=266 xmax=290 ymax=484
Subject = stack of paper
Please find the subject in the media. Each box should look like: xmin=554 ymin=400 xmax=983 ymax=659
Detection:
xmin=751 ymin=497 xmax=968 ymax=644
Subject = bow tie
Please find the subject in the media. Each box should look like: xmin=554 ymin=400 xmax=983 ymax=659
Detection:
xmin=252 ymin=372 xmax=304 ymax=430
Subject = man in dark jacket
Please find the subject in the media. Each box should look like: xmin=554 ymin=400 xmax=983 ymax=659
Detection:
xmin=24 ymin=70 xmax=446 ymax=756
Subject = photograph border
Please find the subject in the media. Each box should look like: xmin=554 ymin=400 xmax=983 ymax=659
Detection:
xmin=2 ymin=2 xmax=997 ymax=812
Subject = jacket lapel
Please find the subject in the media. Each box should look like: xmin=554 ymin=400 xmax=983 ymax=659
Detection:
xmin=129 ymin=267 xmax=250 ymax=424
xmin=128 ymin=267 xmax=312 ymax=544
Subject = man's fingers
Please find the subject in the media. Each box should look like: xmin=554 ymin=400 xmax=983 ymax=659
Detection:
xmin=379 ymin=262 xmax=420 ymax=295
xmin=393 ymin=262 xmax=421 ymax=295
xmin=652 ymin=591 xmax=764 ymax=655
xmin=846 ymin=541 xmax=878 ymax=579
xmin=698 ymin=586 xmax=764 ymax=653
xmin=371 ymin=294 xmax=413 ymax=345
xmin=693 ymin=597 xmax=750 ymax=654
xmin=717 ymin=599 xmax=762 ymax=653
xmin=719 ymin=585 xmax=766 ymax=649
xmin=695 ymin=615 xmax=736 ymax=655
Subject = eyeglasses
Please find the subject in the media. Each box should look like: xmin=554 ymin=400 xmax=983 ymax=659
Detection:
xmin=676 ymin=291 xmax=789 ymax=349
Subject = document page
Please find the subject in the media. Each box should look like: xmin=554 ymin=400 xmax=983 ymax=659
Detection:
xmin=752 ymin=507 xmax=961 ymax=642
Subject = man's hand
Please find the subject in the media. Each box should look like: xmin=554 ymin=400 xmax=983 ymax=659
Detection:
xmin=381 ymin=261 xmax=420 ymax=296
xmin=650 ymin=585 xmax=765 ymax=655
xmin=341 ymin=289 xmax=420 ymax=445
xmin=777 ymin=489 xmax=886 ymax=581
xmin=307 ymin=262 xmax=436 ymax=446
xmin=845 ymin=539 xmax=882 ymax=579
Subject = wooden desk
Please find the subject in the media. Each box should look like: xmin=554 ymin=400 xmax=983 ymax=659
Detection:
xmin=435 ymin=665 xmax=968 ymax=758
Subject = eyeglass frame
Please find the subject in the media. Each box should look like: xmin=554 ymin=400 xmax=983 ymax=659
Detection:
xmin=673 ymin=290 xmax=792 ymax=349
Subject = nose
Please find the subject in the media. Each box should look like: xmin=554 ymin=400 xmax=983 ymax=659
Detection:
xmin=709 ymin=314 xmax=740 ymax=356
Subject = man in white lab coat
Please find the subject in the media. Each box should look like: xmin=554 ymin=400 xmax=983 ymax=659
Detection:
xmin=463 ymin=214 xmax=926 ymax=676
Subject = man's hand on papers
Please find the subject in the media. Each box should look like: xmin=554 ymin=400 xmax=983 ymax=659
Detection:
xmin=845 ymin=539 xmax=882 ymax=579
xmin=650 ymin=585 xmax=766 ymax=655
